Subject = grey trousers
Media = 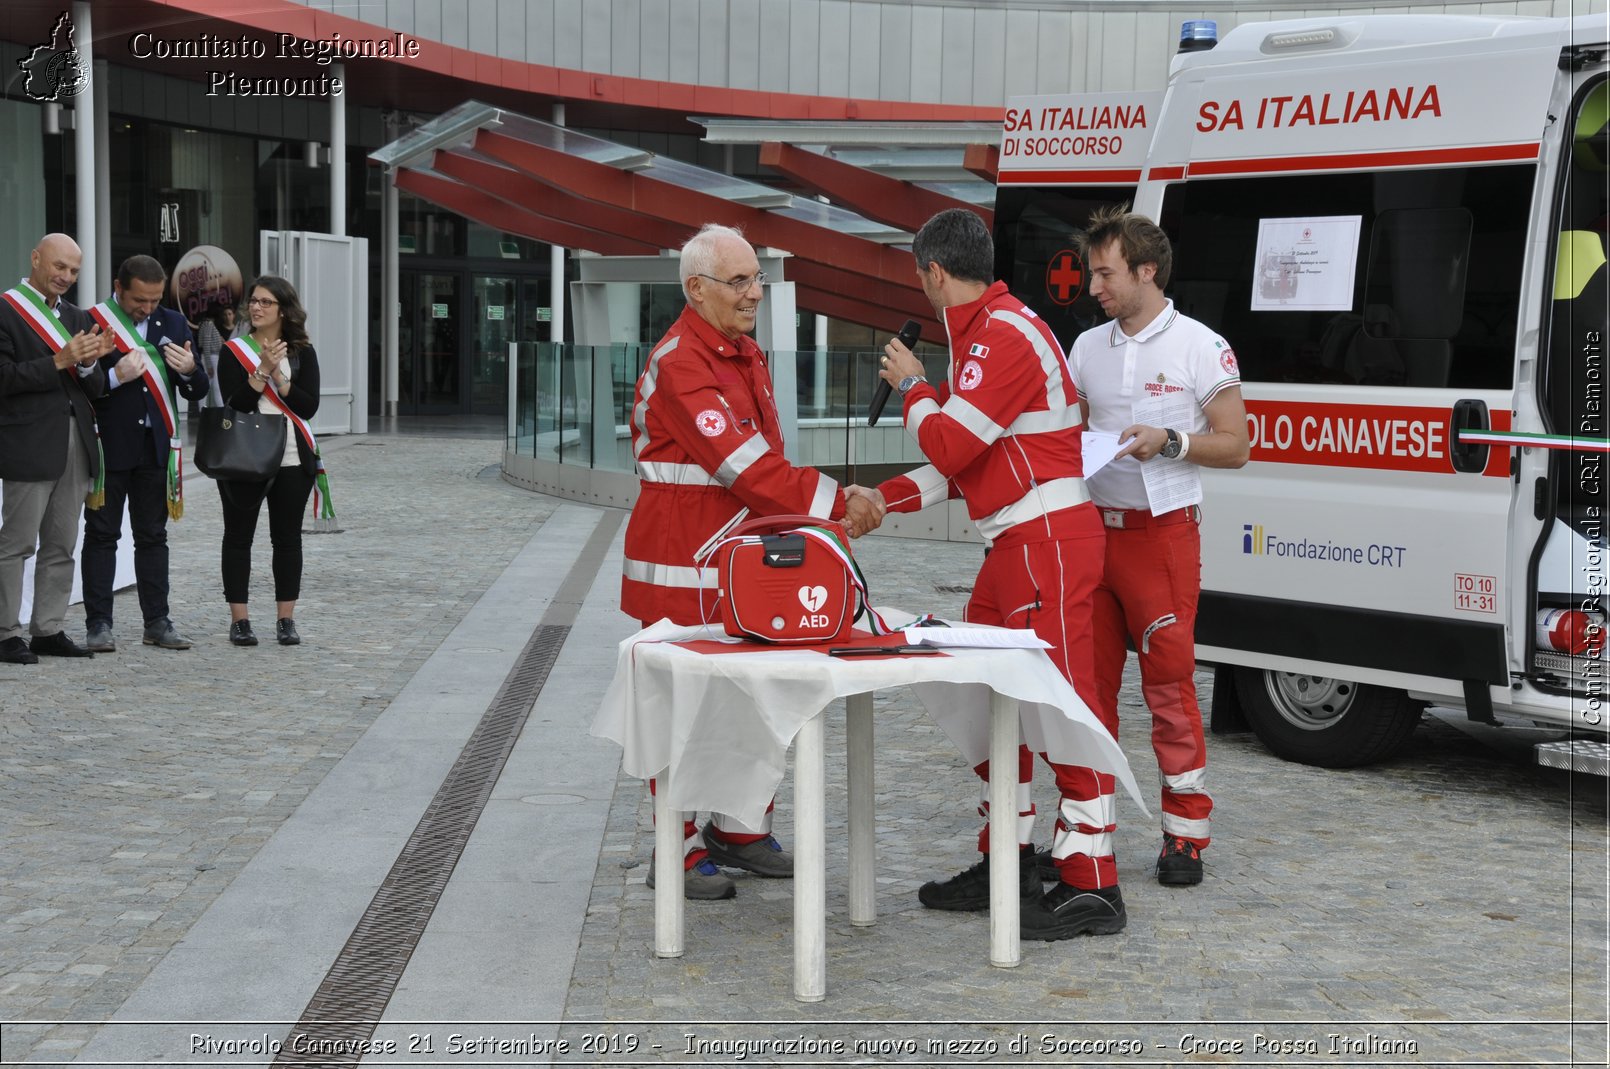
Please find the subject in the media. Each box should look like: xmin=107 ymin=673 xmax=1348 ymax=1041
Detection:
xmin=0 ymin=423 xmax=92 ymax=640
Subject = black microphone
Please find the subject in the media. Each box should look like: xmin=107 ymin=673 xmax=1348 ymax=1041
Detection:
xmin=867 ymin=319 xmax=922 ymax=427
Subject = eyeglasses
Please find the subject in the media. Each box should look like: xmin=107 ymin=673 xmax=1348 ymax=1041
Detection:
xmin=247 ymin=297 xmax=278 ymax=308
xmin=695 ymin=272 xmax=767 ymax=293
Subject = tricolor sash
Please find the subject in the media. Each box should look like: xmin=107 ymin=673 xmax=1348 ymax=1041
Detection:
xmin=225 ymin=336 xmax=339 ymax=529
xmin=90 ymin=300 xmax=185 ymax=519
xmin=3 ymin=281 xmax=106 ymax=509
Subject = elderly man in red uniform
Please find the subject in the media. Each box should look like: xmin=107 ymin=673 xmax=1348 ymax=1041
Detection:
xmin=866 ymin=208 xmax=1118 ymax=940
xmin=622 ymin=223 xmax=883 ymax=900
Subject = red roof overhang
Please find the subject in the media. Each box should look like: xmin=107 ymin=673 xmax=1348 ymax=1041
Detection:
xmin=758 ymin=141 xmax=993 ymax=234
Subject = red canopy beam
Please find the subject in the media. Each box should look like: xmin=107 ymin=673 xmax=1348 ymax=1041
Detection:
xmin=394 ymin=169 xmax=659 ymax=256
xmin=758 ymin=142 xmax=991 ymax=233
xmin=963 ymin=144 xmax=1000 ymax=183
xmin=474 ymin=129 xmax=925 ymax=291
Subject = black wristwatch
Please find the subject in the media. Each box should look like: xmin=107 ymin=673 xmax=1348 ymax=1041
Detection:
xmin=897 ymin=374 xmax=927 ymax=395
xmin=1160 ymin=428 xmax=1183 ymax=459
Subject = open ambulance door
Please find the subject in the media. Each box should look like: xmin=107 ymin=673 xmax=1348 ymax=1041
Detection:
xmin=1518 ymin=64 xmax=1609 ymax=751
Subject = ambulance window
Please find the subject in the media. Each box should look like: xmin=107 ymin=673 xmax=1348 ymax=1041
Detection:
xmin=1160 ymin=166 xmax=1531 ymax=390
xmin=993 ymin=186 xmax=1133 ymax=350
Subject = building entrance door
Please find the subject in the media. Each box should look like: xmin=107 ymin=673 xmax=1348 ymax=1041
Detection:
xmin=399 ymin=271 xmax=461 ymax=412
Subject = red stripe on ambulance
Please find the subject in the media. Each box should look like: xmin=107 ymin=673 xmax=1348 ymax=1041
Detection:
xmin=1244 ymin=400 xmax=1512 ymax=477
xmin=1189 ymin=143 xmax=1539 ymax=177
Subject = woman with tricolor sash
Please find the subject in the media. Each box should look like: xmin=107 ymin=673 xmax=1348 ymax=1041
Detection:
xmin=215 ymin=275 xmax=329 ymax=648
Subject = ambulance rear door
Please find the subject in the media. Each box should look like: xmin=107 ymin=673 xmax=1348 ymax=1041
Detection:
xmin=994 ymin=91 xmax=1162 ymax=340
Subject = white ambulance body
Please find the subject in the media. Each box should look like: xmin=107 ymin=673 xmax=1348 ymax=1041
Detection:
xmin=992 ymin=14 xmax=1609 ymax=771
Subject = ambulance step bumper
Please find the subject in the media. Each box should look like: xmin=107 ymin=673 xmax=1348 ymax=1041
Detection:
xmin=1535 ymin=739 xmax=1610 ymax=776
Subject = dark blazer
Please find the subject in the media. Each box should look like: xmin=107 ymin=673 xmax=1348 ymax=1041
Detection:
xmin=218 ymin=339 xmax=322 ymax=477
xmin=90 ymin=304 xmax=208 ymax=473
xmin=0 ymin=290 xmax=107 ymax=482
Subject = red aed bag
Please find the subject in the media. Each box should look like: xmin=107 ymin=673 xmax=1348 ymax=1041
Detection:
xmin=707 ymin=515 xmax=890 ymax=644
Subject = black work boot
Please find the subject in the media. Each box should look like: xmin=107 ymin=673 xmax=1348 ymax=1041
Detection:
xmin=917 ymin=845 xmax=1041 ymax=912
xmin=1021 ymin=883 xmax=1127 ymax=940
xmin=1156 ymin=835 xmax=1205 ymax=886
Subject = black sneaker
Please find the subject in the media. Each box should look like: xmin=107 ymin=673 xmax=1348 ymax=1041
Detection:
xmin=1033 ymin=845 xmax=1060 ymax=883
xmin=1021 ymin=883 xmax=1127 ymax=940
xmin=917 ymin=846 xmax=1041 ymax=912
xmin=1157 ymin=835 xmax=1204 ymax=886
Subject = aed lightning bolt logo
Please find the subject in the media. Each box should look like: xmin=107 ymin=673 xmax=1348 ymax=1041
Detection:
xmin=1243 ymin=524 xmax=1265 ymax=555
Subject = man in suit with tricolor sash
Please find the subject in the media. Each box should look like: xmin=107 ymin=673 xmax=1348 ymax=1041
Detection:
xmin=0 ymin=233 xmax=113 ymax=664
xmin=82 ymin=255 xmax=209 ymax=652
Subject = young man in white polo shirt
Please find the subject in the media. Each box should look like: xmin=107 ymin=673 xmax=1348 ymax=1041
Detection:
xmin=1067 ymin=206 xmax=1249 ymax=892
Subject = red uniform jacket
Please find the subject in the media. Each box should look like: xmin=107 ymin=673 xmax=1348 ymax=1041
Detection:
xmin=877 ymin=281 xmax=1096 ymax=548
xmin=622 ymin=306 xmax=847 ymax=626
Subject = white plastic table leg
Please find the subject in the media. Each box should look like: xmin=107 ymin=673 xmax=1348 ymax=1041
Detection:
xmin=793 ymin=712 xmax=827 ymax=1001
xmin=988 ymin=689 xmax=1022 ymax=968
xmin=846 ymin=692 xmax=876 ymax=927
xmin=653 ymin=768 xmax=684 ymax=958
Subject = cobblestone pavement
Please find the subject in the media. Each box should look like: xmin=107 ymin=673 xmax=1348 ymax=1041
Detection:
xmin=1 ymin=431 xmax=1606 ymax=1068
xmin=567 ymin=536 xmax=1609 ymax=1067
xmin=1 ymin=434 xmax=556 ymax=1063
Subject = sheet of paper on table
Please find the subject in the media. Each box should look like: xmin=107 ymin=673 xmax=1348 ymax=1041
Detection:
xmin=902 ymin=627 xmax=1051 ymax=649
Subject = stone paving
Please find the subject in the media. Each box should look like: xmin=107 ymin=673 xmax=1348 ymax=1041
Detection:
xmin=1 ymin=429 xmax=1606 ymax=1067
xmin=566 ymin=535 xmax=1609 ymax=1066
xmin=1 ymin=434 xmax=556 ymax=1063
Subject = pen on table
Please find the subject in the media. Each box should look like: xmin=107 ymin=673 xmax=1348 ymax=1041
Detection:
xmin=826 ymin=645 xmax=942 ymax=657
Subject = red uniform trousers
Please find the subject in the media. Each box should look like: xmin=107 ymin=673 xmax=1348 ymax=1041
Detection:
xmin=1091 ymin=506 xmax=1213 ymax=849
xmin=963 ymin=513 xmax=1119 ymax=890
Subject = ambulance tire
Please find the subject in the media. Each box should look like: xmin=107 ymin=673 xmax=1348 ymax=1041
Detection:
xmin=1235 ymin=667 xmax=1422 ymax=768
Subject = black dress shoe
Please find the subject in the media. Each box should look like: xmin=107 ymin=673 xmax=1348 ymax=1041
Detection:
xmin=276 ymin=618 xmax=300 ymax=646
xmin=0 ymin=636 xmax=39 ymax=664
xmin=29 ymin=632 xmax=94 ymax=658
xmin=229 ymin=619 xmax=258 ymax=647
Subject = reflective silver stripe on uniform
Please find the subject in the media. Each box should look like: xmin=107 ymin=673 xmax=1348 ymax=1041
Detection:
xmin=1160 ymin=767 xmax=1208 ymax=793
xmin=1162 ymin=813 xmax=1212 ymax=838
xmin=1051 ymin=793 xmax=1116 ymax=862
xmin=975 ymin=477 xmax=1090 ymax=541
xmin=714 ymin=433 xmax=768 ymax=487
xmin=636 ymin=460 xmax=720 ymax=486
xmin=1003 ymin=405 xmax=1083 ymax=437
xmin=991 ymin=307 xmax=1070 ymax=411
xmin=1140 ymin=613 xmax=1178 ymax=654
xmin=907 ymin=464 xmax=949 ymax=508
xmin=905 ymin=395 xmax=942 ymax=440
xmin=622 ymin=557 xmax=719 ymax=589
xmin=977 ymin=782 xmax=1038 ymax=845
xmin=940 ymin=394 xmax=1007 ymax=447
xmin=632 ymin=335 xmax=681 ymax=459
xmin=808 ymin=470 xmax=839 ymax=519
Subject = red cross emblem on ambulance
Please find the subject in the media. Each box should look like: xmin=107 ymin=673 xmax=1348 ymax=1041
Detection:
xmin=1046 ymin=249 xmax=1085 ymax=307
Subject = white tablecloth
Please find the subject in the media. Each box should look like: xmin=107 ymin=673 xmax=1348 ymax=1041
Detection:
xmin=592 ymin=616 xmax=1147 ymax=829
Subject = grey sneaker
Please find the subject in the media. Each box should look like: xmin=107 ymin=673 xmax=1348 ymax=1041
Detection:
xmin=85 ymin=624 xmax=115 ymax=653
xmin=142 ymin=619 xmax=193 ymax=650
xmin=644 ymin=853 xmax=736 ymax=900
xmin=701 ymin=820 xmax=793 ymax=878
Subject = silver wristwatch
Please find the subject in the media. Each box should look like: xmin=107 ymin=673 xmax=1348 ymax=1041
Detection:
xmin=1160 ymin=427 xmax=1183 ymax=459
xmin=897 ymin=374 xmax=927 ymax=395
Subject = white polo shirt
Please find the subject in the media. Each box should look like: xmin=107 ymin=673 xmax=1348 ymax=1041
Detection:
xmin=1069 ymin=300 xmax=1240 ymax=510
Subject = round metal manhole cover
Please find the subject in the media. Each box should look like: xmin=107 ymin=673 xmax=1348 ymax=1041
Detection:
xmin=519 ymin=793 xmax=585 ymax=806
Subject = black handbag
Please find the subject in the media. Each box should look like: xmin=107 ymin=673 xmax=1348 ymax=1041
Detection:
xmin=194 ymin=407 xmax=287 ymax=481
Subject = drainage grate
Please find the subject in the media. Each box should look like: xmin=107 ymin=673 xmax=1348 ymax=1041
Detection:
xmin=934 ymin=584 xmax=974 ymax=594
xmin=273 ymin=625 xmax=568 ymax=1067
xmin=271 ymin=509 xmax=623 ymax=1067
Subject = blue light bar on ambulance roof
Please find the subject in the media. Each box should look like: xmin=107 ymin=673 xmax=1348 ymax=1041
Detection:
xmin=1178 ymin=20 xmax=1219 ymax=53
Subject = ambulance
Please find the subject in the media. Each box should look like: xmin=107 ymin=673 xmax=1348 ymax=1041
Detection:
xmin=993 ymin=13 xmax=1609 ymax=772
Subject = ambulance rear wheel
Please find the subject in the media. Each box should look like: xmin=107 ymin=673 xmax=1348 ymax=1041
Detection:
xmin=1234 ymin=667 xmax=1421 ymax=768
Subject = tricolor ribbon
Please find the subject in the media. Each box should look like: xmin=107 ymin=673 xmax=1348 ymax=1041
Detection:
xmin=90 ymin=300 xmax=185 ymax=519
xmin=3 ymin=280 xmax=105 ymax=509
xmin=225 ymin=336 xmax=340 ymax=529
xmin=1457 ymin=428 xmax=1610 ymax=453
